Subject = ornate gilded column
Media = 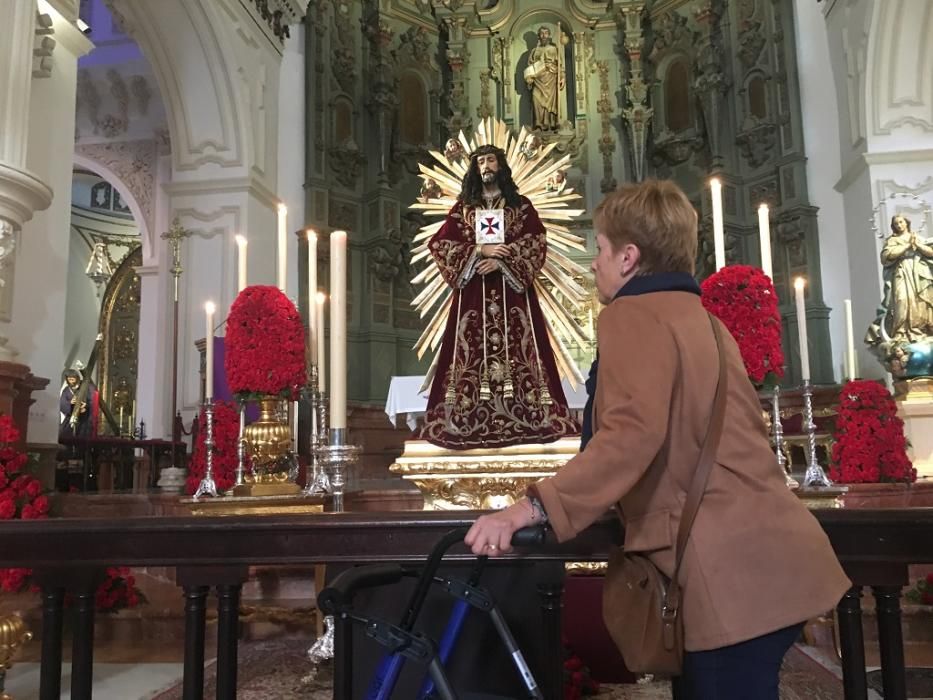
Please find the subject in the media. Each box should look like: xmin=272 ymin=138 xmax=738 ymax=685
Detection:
xmin=433 ymin=1 xmax=472 ymax=135
xmin=362 ymin=7 xmax=397 ymax=186
xmin=617 ymin=2 xmax=652 ymax=182
xmin=0 ymin=0 xmax=55 ymax=360
xmin=693 ymin=0 xmax=730 ymax=170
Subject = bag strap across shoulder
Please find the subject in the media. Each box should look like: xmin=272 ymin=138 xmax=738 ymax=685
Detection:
xmin=665 ymin=313 xmax=728 ymax=615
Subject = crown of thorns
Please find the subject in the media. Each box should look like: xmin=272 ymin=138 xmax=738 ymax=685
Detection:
xmin=468 ymin=145 xmax=505 ymax=160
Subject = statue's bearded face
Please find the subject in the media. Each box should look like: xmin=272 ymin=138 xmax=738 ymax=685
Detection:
xmin=475 ymin=153 xmax=499 ymax=184
xmin=66 ymin=376 xmax=79 ymax=388
xmin=538 ymin=28 xmax=551 ymax=45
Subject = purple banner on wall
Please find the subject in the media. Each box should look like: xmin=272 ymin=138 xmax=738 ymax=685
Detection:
xmin=211 ymin=336 xmax=258 ymax=422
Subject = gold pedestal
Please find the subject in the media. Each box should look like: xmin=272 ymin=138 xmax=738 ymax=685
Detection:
xmin=179 ymin=492 xmax=325 ymax=516
xmin=896 ymin=378 xmax=933 ymax=479
xmin=796 ymin=486 xmax=848 ymax=509
xmin=232 ymin=482 xmax=302 ymax=498
xmin=389 ymin=437 xmax=579 ymax=510
xmin=0 ymin=613 xmax=31 ymax=700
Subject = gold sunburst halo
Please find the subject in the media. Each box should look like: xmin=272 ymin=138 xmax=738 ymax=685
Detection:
xmin=410 ymin=118 xmax=590 ymax=389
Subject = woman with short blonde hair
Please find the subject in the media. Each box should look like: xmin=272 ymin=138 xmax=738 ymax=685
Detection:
xmin=467 ymin=179 xmax=849 ymax=698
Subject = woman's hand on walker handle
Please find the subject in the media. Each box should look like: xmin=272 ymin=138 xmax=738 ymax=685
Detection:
xmin=465 ymin=497 xmax=537 ymax=557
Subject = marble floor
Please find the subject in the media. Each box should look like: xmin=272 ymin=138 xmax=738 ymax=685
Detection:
xmin=2 ymin=644 xmax=897 ymax=700
xmin=4 ymin=662 xmax=185 ymax=700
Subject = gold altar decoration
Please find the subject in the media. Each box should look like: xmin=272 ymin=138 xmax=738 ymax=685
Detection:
xmin=236 ymin=396 xmax=300 ymax=497
xmin=0 ymin=613 xmax=31 ymax=700
xmin=411 ymin=117 xmax=589 ymax=390
xmin=390 ymin=437 xmax=579 ymax=510
xmin=795 ymin=486 xmax=847 ymax=510
xmin=896 ymin=376 xmax=933 ymax=402
xmin=180 ymin=492 xmax=325 ymax=517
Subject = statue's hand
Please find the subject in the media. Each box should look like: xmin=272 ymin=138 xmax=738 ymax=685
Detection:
xmin=481 ymin=243 xmax=511 ymax=259
xmin=477 ymin=259 xmax=500 ymax=276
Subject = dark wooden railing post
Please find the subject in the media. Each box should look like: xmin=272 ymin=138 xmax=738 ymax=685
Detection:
xmin=178 ymin=566 xmax=248 ymax=700
xmin=537 ymin=572 xmax=564 ymax=700
xmin=38 ymin=585 xmax=65 ymax=700
xmin=836 ymin=586 xmax=868 ymax=700
xmin=70 ymin=570 xmax=104 ymax=700
xmin=873 ymin=585 xmax=908 ymax=700
xmin=216 ymin=582 xmax=242 ymax=700
xmin=181 ymin=585 xmax=210 ymax=700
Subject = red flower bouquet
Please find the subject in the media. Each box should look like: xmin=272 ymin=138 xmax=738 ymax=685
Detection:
xmin=829 ymin=380 xmax=915 ymax=484
xmin=0 ymin=416 xmax=49 ymax=594
xmin=562 ymin=637 xmax=600 ymax=698
xmin=906 ymin=573 xmax=933 ymax=606
xmin=0 ymin=417 xmax=147 ymax=612
xmin=94 ymin=567 xmax=148 ymax=613
xmin=225 ymin=285 xmax=306 ymax=399
xmin=701 ymin=265 xmax=785 ymax=387
xmin=185 ymin=400 xmax=244 ymax=496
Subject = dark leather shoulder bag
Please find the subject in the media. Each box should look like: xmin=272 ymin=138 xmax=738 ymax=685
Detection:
xmin=602 ymin=314 xmax=728 ymax=676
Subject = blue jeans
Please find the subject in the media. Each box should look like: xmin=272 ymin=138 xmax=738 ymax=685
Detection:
xmin=671 ymin=622 xmax=804 ymax=700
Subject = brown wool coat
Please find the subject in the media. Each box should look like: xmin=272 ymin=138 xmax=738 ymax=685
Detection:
xmin=534 ymin=291 xmax=851 ymax=651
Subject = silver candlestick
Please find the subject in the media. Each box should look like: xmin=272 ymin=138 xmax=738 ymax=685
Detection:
xmin=801 ymin=380 xmax=833 ymax=488
xmin=318 ymin=427 xmax=361 ymax=512
xmin=771 ymin=386 xmax=797 ymax=490
xmin=193 ymin=400 xmax=218 ymax=499
xmin=234 ymin=401 xmax=247 ymax=487
xmin=303 ymin=364 xmax=331 ymax=496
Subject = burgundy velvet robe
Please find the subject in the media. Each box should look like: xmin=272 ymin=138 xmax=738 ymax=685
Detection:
xmin=418 ymin=197 xmax=578 ymax=449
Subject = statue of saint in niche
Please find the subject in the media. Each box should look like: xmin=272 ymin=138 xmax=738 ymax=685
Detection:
xmin=865 ymin=214 xmax=933 ymax=377
xmin=524 ymin=26 xmax=564 ymax=131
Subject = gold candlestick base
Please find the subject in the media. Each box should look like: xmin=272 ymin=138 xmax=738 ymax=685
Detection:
xmin=0 ymin=613 xmax=32 ymax=700
xmin=232 ymin=482 xmax=301 ymax=497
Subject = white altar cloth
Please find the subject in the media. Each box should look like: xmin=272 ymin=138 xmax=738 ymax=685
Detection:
xmin=385 ymin=375 xmax=589 ymax=430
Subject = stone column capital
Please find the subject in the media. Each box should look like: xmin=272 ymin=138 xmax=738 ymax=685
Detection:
xmin=0 ymin=163 xmax=53 ymax=230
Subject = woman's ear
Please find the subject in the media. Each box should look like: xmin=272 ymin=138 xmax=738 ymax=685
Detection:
xmin=620 ymin=243 xmax=641 ymax=277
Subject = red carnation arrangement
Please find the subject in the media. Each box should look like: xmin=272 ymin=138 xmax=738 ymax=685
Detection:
xmin=563 ymin=637 xmax=600 ymax=699
xmin=185 ymin=400 xmax=244 ymax=496
xmin=0 ymin=417 xmax=146 ymax=612
xmin=0 ymin=416 xmax=49 ymax=594
xmin=829 ymin=380 xmax=915 ymax=484
xmin=907 ymin=573 xmax=933 ymax=606
xmin=94 ymin=567 xmax=147 ymax=613
xmin=225 ymin=285 xmax=306 ymax=399
xmin=701 ymin=265 xmax=785 ymax=387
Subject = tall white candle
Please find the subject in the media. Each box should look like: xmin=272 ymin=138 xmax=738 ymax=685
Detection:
xmin=235 ymin=235 xmax=248 ymax=293
xmin=330 ymin=231 xmax=348 ymax=430
xmin=292 ymin=400 xmax=299 ymax=451
xmin=710 ymin=177 xmax=726 ymax=271
xmin=205 ymin=301 xmax=216 ymax=400
xmin=757 ymin=204 xmax=773 ymax=279
xmin=239 ymin=405 xmax=245 ymax=439
xmin=793 ymin=278 xmax=810 ymax=382
xmin=277 ymin=203 xmax=288 ymax=292
xmin=307 ymin=230 xmax=318 ymax=365
xmin=316 ymin=292 xmax=327 ymax=394
xmin=844 ymin=298 xmax=856 ymax=380
xmin=119 ymin=405 xmax=124 ymax=433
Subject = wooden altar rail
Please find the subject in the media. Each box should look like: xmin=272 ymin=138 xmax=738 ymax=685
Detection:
xmin=0 ymin=507 xmax=931 ymax=700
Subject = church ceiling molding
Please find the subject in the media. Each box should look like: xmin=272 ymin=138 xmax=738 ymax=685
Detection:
xmin=868 ymin=0 xmax=933 ymax=136
xmin=241 ymin=0 xmax=306 ymax=45
xmin=105 ymin=0 xmax=246 ymax=174
xmin=74 ymin=145 xmax=156 ymax=260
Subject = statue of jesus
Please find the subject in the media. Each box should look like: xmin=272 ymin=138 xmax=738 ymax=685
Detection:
xmin=417 ymin=144 xmax=578 ymax=449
